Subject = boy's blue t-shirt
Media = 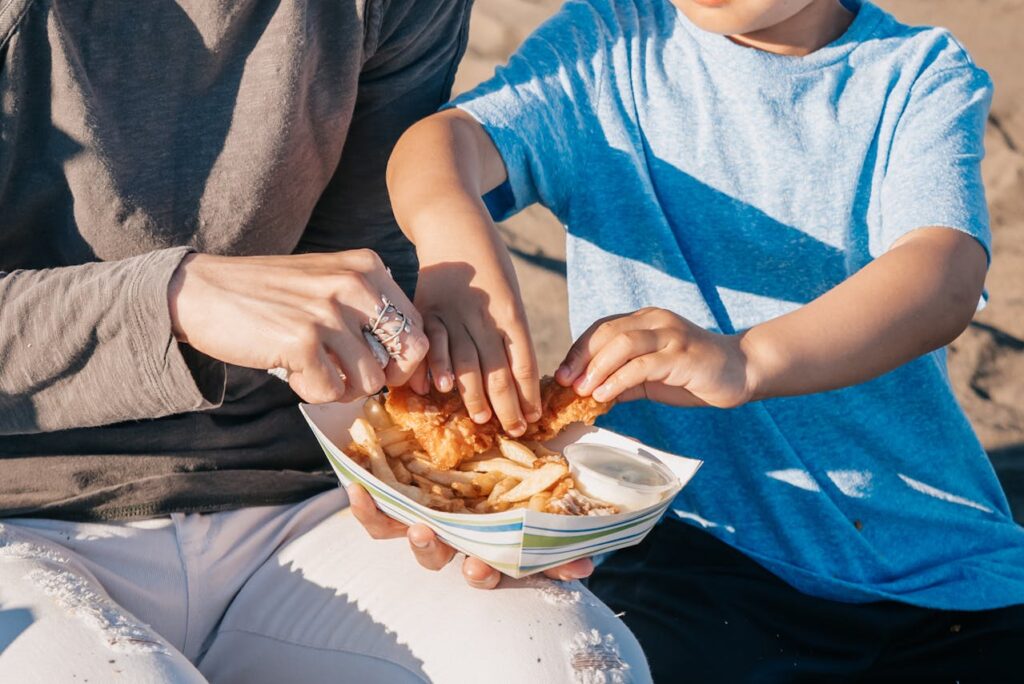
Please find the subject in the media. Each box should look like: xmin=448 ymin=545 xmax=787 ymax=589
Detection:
xmin=451 ymin=0 xmax=1024 ymax=610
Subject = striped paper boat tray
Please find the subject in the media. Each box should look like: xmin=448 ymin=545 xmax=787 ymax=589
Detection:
xmin=301 ymin=401 xmax=703 ymax=578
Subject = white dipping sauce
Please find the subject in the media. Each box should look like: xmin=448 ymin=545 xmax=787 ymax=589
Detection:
xmin=564 ymin=444 xmax=678 ymax=512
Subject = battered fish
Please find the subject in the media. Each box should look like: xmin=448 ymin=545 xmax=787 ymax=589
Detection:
xmin=384 ymin=385 xmax=501 ymax=470
xmin=526 ymin=377 xmax=612 ymax=441
xmin=384 ymin=377 xmax=613 ymax=470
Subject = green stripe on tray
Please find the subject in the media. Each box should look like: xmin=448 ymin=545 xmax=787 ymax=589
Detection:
xmin=522 ymin=514 xmax=657 ymax=548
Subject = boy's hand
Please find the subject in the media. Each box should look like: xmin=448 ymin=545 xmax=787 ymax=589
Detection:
xmin=556 ymin=307 xmax=754 ymax=409
xmin=411 ymin=229 xmax=542 ymax=436
xmin=387 ymin=110 xmax=540 ymax=436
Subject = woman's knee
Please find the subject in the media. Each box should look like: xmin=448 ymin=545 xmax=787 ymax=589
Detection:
xmin=451 ymin=574 xmax=652 ymax=683
xmin=0 ymin=523 xmax=203 ymax=683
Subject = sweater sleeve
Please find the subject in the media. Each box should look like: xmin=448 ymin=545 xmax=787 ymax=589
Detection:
xmin=0 ymin=247 xmax=225 ymax=435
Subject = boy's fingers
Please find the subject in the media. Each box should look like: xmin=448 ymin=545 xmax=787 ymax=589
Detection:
xmin=347 ymin=484 xmax=408 ymax=539
xmin=472 ymin=326 xmax=527 ymax=435
xmin=624 ymin=382 xmax=708 ymax=407
xmin=555 ymin=314 xmax=626 ymax=386
xmin=407 ymin=524 xmax=457 ymax=571
xmin=506 ymin=330 xmax=542 ymax=423
xmin=423 ymin=315 xmax=455 ymax=393
xmin=591 ymin=350 xmax=670 ymax=403
xmin=449 ymin=325 xmax=491 ymax=423
xmin=575 ymin=329 xmax=661 ymax=397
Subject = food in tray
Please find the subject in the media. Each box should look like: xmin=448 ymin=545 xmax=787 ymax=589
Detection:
xmin=346 ymin=381 xmax=619 ymax=515
xmin=383 ymin=377 xmax=612 ymax=470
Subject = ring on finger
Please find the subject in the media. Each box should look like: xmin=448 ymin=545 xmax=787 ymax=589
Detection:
xmin=362 ymin=294 xmax=412 ymax=368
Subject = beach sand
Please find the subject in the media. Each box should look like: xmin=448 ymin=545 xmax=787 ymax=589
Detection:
xmin=454 ymin=0 xmax=1024 ymax=517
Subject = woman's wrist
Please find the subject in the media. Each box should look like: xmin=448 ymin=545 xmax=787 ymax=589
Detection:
xmin=168 ymin=252 xmax=203 ymax=343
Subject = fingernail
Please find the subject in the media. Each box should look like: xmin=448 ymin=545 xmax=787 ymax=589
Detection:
xmin=509 ymin=421 xmax=526 ymax=436
xmin=472 ymin=411 xmax=490 ymax=424
xmin=410 ymin=536 xmax=431 ymax=550
xmin=438 ymin=375 xmax=453 ymax=392
xmin=592 ymin=385 xmax=611 ymax=402
xmin=527 ymin=411 xmax=541 ymax=423
xmin=556 ymin=364 xmax=571 ymax=380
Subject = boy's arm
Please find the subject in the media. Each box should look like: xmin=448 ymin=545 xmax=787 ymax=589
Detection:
xmin=372 ymin=111 xmax=594 ymax=588
xmin=387 ymin=109 xmax=543 ymax=434
xmin=563 ymin=61 xmax=993 ymax=408
xmin=557 ymin=228 xmax=987 ymax=407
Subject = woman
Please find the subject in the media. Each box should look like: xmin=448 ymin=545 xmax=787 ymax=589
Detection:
xmin=0 ymin=1 xmax=646 ymax=681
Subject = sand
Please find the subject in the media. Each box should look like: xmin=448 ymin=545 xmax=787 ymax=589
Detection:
xmin=453 ymin=0 xmax=1024 ymax=517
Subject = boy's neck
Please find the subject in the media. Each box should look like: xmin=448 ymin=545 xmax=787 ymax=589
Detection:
xmin=729 ymin=1 xmax=855 ymax=56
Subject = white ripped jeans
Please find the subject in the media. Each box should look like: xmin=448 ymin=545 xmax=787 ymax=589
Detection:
xmin=0 ymin=488 xmax=649 ymax=683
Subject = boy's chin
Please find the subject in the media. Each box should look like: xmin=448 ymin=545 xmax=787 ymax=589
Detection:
xmin=671 ymin=0 xmax=810 ymax=36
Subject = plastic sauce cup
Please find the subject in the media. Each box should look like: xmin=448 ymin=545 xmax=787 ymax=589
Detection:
xmin=563 ymin=444 xmax=678 ymax=512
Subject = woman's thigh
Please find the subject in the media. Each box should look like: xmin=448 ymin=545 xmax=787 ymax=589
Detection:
xmin=197 ymin=506 xmax=651 ymax=684
xmin=0 ymin=522 xmax=204 ymax=683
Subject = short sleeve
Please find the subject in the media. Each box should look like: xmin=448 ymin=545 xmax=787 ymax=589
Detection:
xmin=449 ymin=1 xmax=610 ymax=221
xmin=301 ymin=0 xmax=472 ymax=295
xmin=879 ymin=65 xmax=993 ymax=260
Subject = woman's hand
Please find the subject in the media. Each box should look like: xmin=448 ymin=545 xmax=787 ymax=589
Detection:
xmin=168 ymin=250 xmax=428 ymax=404
xmin=347 ymin=484 xmax=593 ymax=589
xmin=411 ymin=229 xmax=541 ymax=437
xmin=556 ymin=307 xmax=754 ymax=409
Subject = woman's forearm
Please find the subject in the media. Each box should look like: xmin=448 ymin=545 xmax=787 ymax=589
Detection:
xmin=742 ymin=227 xmax=988 ymax=401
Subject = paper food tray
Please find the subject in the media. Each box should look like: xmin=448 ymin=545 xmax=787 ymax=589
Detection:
xmin=301 ymin=401 xmax=702 ymax=578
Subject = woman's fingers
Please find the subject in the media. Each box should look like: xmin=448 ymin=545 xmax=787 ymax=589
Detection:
xmin=321 ymin=324 xmax=387 ymax=400
xmin=406 ymin=524 xmax=457 ymax=571
xmin=351 ymin=250 xmax=428 ymax=386
xmin=347 ymin=484 xmax=409 ymax=539
xmin=541 ymin=557 xmax=594 ymax=582
xmin=285 ymin=344 xmax=348 ymax=405
xmin=461 ymin=556 xmax=502 ymax=590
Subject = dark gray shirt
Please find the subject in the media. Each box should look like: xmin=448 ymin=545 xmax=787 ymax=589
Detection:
xmin=0 ymin=0 xmax=471 ymax=520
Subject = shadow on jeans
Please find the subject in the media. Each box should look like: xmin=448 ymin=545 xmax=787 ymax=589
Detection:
xmin=0 ymin=608 xmax=35 ymax=655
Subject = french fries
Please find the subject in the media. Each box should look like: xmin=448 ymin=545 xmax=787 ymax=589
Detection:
xmin=346 ymin=398 xmax=618 ymax=516
xmin=495 ymin=463 xmax=567 ymax=504
xmin=498 ymin=437 xmax=538 ymax=467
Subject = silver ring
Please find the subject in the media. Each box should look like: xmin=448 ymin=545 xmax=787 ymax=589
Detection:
xmin=362 ymin=295 xmax=411 ymax=368
xmin=268 ymin=367 xmax=347 ymax=384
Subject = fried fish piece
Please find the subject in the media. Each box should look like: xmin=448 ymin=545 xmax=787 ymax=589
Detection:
xmin=384 ymin=385 xmax=501 ymax=470
xmin=526 ymin=377 xmax=613 ymax=441
xmin=384 ymin=376 xmax=613 ymax=470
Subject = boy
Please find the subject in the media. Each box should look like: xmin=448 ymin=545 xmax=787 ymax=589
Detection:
xmin=384 ymin=0 xmax=1024 ymax=679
